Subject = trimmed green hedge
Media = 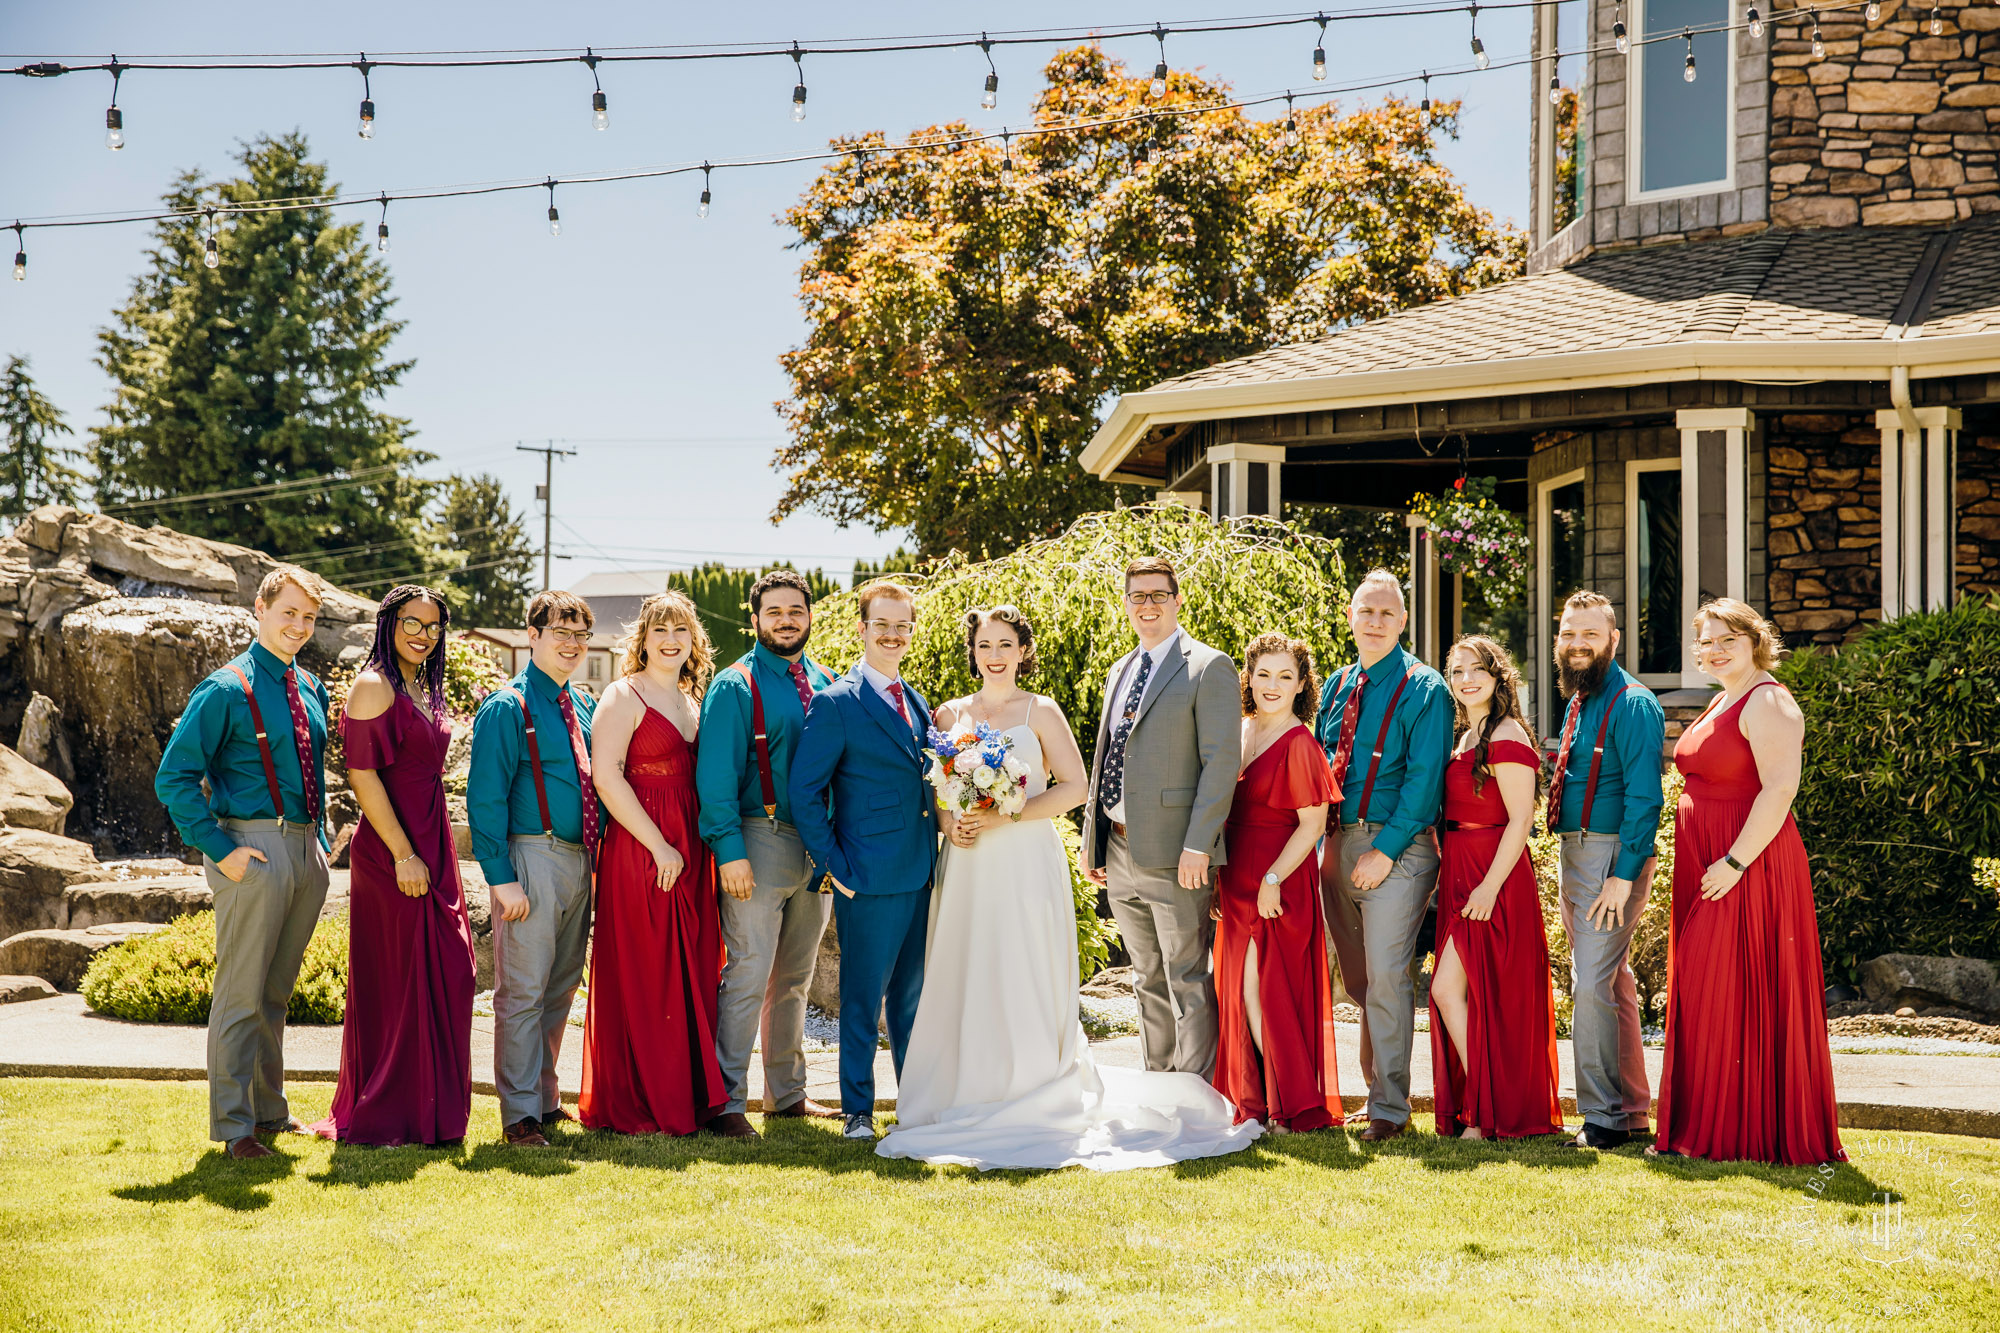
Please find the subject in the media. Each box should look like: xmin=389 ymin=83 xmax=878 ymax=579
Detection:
xmin=1780 ymin=597 xmax=2000 ymax=980
xmin=79 ymin=910 xmax=348 ymax=1024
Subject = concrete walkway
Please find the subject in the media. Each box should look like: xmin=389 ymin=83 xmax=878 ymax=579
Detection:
xmin=3 ymin=994 xmax=1995 ymax=1136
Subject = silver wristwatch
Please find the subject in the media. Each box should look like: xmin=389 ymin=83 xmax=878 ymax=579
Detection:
xmin=1261 ymin=872 xmax=1280 ymax=888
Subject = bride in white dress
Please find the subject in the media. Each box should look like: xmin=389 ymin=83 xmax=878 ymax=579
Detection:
xmin=877 ymin=605 xmax=1262 ymax=1171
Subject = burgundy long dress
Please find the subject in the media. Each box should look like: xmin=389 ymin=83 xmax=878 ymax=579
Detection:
xmin=1211 ymin=725 xmax=1342 ymax=1132
xmin=1429 ymin=738 xmax=1564 ymax=1139
xmin=312 ymin=691 xmax=476 ymax=1146
xmin=579 ymin=702 xmax=726 ymax=1134
xmin=1656 ymin=680 xmax=1844 ymax=1164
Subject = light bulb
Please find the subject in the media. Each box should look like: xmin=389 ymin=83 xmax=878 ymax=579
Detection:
xmin=982 ymin=71 xmax=998 ymax=110
xmin=1929 ymin=5 xmax=1943 ymax=34
xmin=1684 ymin=51 xmax=1698 ymax=81
xmin=11 ymin=250 xmax=23 ymax=281
xmin=376 ymin=222 xmax=389 ymax=251
xmin=1865 ymin=0 xmax=1879 ymax=18
xmin=358 ymin=98 xmax=375 ymax=139
xmin=105 ymin=106 xmax=124 ymax=150
xmin=792 ymin=83 xmax=807 ymax=121
xmin=1313 ymin=46 xmax=1327 ymax=81
xmin=547 ymin=206 xmax=561 ymax=238
xmin=1812 ymin=30 xmax=1825 ymax=58
xmin=203 ymin=236 xmax=219 ymax=268
xmin=1550 ymin=73 xmax=1563 ymax=104
xmin=1420 ymin=90 xmax=1431 ymax=114
xmin=1151 ymin=62 xmax=1168 ymax=99
xmin=1615 ymin=22 xmax=1630 ymax=53
xmin=1000 ymin=156 xmax=1014 ymax=187
xmin=697 ymin=189 xmax=710 ymax=218
xmin=1471 ymin=35 xmax=1489 ymax=70
xmin=1748 ymin=5 xmax=1764 ymax=36
xmin=592 ymin=90 xmax=608 ymax=131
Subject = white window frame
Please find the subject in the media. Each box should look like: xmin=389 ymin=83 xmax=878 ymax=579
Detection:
xmin=1536 ymin=466 xmax=1588 ymax=735
xmin=1626 ymin=0 xmax=1738 ymax=203
xmin=1625 ymin=457 xmax=1685 ymax=689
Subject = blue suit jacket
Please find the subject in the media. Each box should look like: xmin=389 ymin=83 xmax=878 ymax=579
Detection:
xmin=786 ymin=666 xmax=937 ymax=896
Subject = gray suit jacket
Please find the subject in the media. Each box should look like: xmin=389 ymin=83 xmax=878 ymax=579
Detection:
xmin=1082 ymin=633 xmax=1243 ymax=874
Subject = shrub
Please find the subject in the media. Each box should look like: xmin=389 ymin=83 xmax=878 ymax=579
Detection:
xmin=1778 ymin=597 xmax=2000 ymax=979
xmin=79 ymin=910 xmax=348 ymax=1024
xmin=1054 ymin=815 xmax=1121 ymax=983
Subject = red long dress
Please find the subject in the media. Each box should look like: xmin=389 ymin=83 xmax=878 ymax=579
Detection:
xmin=1429 ymin=738 xmax=1564 ymax=1139
xmin=1211 ymin=726 xmax=1341 ymax=1132
xmin=312 ymin=692 xmax=476 ymax=1146
xmin=1656 ymin=680 xmax=1844 ymax=1164
xmin=580 ymin=704 xmax=727 ymax=1135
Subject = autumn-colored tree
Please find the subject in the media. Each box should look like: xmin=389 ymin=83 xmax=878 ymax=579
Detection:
xmin=776 ymin=45 xmax=1524 ymax=562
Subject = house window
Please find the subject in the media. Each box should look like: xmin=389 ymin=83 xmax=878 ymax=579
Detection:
xmin=1632 ymin=0 xmax=1733 ymax=198
xmin=588 ymin=654 xmax=605 ymax=682
xmin=1536 ymin=469 xmax=1589 ymax=730
xmin=1627 ymin=461 xmax=1683 ymax=680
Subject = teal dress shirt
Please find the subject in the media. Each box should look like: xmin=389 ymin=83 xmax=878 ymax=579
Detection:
xmin=1550 ymin=661 xmax=1666 ymax=882
xmin=1313 ymin=642 xmax=1450 ymax=861
xmin=467 ymin=663 xmax=597 ymax=886
xmin=696 ymin=644 xmax=833 ymax=866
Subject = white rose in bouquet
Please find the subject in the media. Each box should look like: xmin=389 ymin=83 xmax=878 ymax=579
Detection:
xmin=953 ymin=750 xmax=982 ymax=776
xmin=973 ymin=765 xmax=999 ymax=790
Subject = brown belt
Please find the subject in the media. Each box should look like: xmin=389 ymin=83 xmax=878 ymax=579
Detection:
xmin=1110 ymin=820 xmax=1127 ymax=838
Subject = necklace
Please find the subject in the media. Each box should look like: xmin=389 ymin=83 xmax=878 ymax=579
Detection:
xmin=970 ymin=687 xmax=1024 ymax=728
xmin=1243 ymin=717 xmax=1293 ymax=767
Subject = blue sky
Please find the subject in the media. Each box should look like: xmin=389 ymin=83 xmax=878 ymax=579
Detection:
xmin=1 ymin=1 xmax=1538 ymax=588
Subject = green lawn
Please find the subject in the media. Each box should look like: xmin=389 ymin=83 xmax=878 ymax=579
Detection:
xmin=2 ymin=1080 xmax=1995 ymax=1332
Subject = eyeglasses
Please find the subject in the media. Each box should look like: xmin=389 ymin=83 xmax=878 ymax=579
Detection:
xmin=1125 ymin=591 xmax=1176 ymax=606
xmin=865 ymin=620 xmax=916 ymax=637
xmin=541 ymin=628 xmax=591 ymax=646
xmin=1693 ymin=633 xmax=1744 ymax=653
xmin=396 ymin=616 xmax=444 ymax=641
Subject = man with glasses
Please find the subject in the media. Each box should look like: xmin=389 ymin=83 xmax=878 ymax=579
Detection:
xmin=467 ymin=589 xmax=601 ymax=1147
xmin=788 ymin=580 xmax=937 ymax=1141
xmin=695 ymin=569 xmax=840 ymax=1138
xmin=1080 ymin=556 xmax=1242 ymax=1082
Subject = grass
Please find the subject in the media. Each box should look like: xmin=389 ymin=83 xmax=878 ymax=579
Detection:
xmin=2 ymin=1080 xmax=1997 ymax=1332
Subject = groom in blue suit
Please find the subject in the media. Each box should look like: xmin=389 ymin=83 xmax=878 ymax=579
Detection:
xmin=788 ymin=581 xmax=938 ymax=1140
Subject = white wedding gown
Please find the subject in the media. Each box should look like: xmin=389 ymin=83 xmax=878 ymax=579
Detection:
xmin=877 ymin=724 xmax=1262 ymax=1171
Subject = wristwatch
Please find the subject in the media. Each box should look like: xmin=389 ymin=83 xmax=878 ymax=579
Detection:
xmin=1261 ymin=872 xmax=1281 ymax=888
xmin=1723 ymin=853 xmax=1747 ymax=873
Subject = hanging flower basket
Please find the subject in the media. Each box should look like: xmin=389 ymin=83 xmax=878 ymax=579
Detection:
xmin=1409 ymin=475 xmax=1530 ymax=604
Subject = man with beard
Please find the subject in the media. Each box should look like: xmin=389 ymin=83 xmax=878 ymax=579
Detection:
xmin=1548 ymin=590 xmax=1666 ymax=1150
xmin=695 ymin=569 xmax=841 ymax=1137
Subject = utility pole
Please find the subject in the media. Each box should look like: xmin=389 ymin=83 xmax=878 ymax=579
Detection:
xmin=516 ymin=441 xmax=577 ymax=591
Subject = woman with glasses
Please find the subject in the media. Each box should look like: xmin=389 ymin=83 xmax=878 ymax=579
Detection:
xmin=1651 ymin=599 xmax=1843 ymax=1165
xmin=311 ymin=585 xmax=478 ymax=1147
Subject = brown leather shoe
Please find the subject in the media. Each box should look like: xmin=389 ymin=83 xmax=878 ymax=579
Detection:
xmin=1343 ymin=1109 xmax=1376 ymax=1128
xmin=766 ymin=1097 xmax=841 ymax=1120
xmin=503 ymin=1118 xmax=551 ymax=1148
xmin=540 ymin=1106 xmax=577 ymax=1128
xmin=1358 ymin=1118 xmax=1405 ymax=1142
xmin=706 ymin=1112 xmax=761 ymax=1140
xmin=255 ymin=1116 xmax=307 ymax=1135
xmin=227 ymin=1135 xmax=274 ymax=1160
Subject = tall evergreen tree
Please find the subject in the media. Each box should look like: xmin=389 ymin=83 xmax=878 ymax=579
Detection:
xmin=431 ymin=472 xmax=536 ymax=625
xmin=93 ymin=132 xmax=435 ymax=584
xmin=0 ymin=355 xmax=86 ymax=513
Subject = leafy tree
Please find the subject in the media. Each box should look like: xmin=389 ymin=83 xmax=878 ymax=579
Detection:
xmin=92 ymin=132 xmax=435 ymax=584
xmin=776 ymin=45 xmax=1524 ymax=563
xmin=668 ymin=562 xmax=844 ymax=662
xmin=849 ymin=546 xmax=921 ymax=587
xmin=430 ymin=472 xmax=536 ymax=625
xmin=0 ymin=355 xmax=86 ymax=512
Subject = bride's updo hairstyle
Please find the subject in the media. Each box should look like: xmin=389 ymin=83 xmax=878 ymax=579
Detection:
xmin=963 ymin=604 xmax=1038 ymax=682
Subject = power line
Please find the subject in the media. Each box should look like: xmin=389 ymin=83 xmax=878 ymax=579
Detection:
xmin=98 ymin=462 xmax=406 ymax=513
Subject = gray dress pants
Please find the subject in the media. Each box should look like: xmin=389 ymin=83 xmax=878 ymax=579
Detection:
xmin=491 ymin=835 xmax=593 ymax=1128
xmin=204 ymin=818 xmax=330 ymax=1143
xmin=1559 ymin=832 xmax=1654 ymax=1131
xmin=1321 ymin=820 xmax=1440 ymax=1127
xmin=715 ymin=819 xmax=831 ymax=1115
xmin=1104 ymin=828 xmax=1217 ymax=1080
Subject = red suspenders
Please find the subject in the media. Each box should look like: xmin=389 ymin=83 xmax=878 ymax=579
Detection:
xmin=496 ymin=685 xmax=556 ymax=837
xmin=224 ymin=663 xmax=289 ymax=820
xmin=730 ymin=660 xmax=779 ymax=821
xmin=1575 ymin=682 xmax=1631 ymax=832
xmin=1340 ymin=661 xmax=1422 ymax=818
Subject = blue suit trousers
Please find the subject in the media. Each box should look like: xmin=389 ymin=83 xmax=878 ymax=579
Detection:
xmin=831 ymin=886 xmax=931 ymax=1115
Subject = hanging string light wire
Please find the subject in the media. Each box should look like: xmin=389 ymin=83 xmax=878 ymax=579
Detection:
xmin=979 ymin=33 xmax=998 ymax=109
xmin=585 ymin=47 xmax=607 ymax=130
xmin=104 ymin=56 xmax=125 ymax=149
xmin=355 ymin=53 xmax=375 ymax=138
xmin=1311 ymin=13 xmax=1330 ymax=81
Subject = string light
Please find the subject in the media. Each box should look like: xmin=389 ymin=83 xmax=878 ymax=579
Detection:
xmin=355 ymin=55 xmax=375 ymax=138
xmin=1810 ymin=8 xmax=1825 ymax=58
xmin=999 ymin=130 xmax=1014 ymax=187
xmin=544 ymin=178 xmax=560 ymax=237
xmin=105 ymin=58 xmax=125 ymax=149
xmin=1682 ymin=28 xmax=1697 ymax=81
xmin=1549 ymin=57 xmax=1561 ymax=104
xmin=1284 ymin=92 xmax=1299 ymax=146
xmin=1865 ymin=0 xmax=1879 ymax=19
xmin=375 ymin=194 xmax=389 ymax=251
xmin=1312 ymin=13 xmax=1329 ymax=81
xmin=11 ymin=224 xmax=23 ymax=281
xmin=980 ymin=34 xmax=998 ymax=110
xmin=1614 ymin=3 xmax=1629 ymax=53
xmin=790 ymin=42 xmax=807 ymax=121
xmin=584 ymin=48 xmax=607 ymax=130
xmin=698 ymin=160 xmax=711 ymax=217
xmin=1469 ymin=5 xmax=1490 ymax=71
xmin=1150 ymin=25 xmax=1170 ymax=100
xmin=1419 ymin=70 xmax=1430 ymax=115
xmin=1929 ymin=1 xmax=1943 ymax=34
xmin=1747 ymin=5 xmax=1764 ymax=38
xmin=202 ymin=209 xmax=219 ymax=268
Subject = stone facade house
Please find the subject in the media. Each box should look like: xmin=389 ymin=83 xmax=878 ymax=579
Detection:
xmin=1080 ymin=0 xmax=2000 ymax=732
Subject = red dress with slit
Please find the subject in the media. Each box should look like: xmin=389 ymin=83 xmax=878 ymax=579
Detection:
xmin=1211 ymin=726 xmax=1342 ymax=1131
xmin=1656 ymin=680 xmax=1844 ymax=1164
xmin=1429 ymin=738 xmax=1564 ymax=1139
xmin=579 ymin=703 xmax=727 ymax=1134
xmin=312 ymin=692 xmax=476 ymax=1146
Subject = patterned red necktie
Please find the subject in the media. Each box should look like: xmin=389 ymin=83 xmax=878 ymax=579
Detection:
xmin=283 ymin=666 xmax=320 ymax=824
xmin=1544 ymin=691 xmax=1586 ymax=829
xmin=1326 ymin=669 xmax=1366 ymax=791
xmin=887 ymin=680 xmax=911 ymax=729
xmin=556 ymin=686 xmax=599 ymax=855
xmin=788 ymin=661 xmax=815 ymax=712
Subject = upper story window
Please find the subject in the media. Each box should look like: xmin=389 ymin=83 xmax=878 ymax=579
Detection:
xmin=1631 ymin=0 xmax=1735 ymax=199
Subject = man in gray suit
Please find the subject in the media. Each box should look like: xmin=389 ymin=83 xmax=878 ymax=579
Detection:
xmin=1080 ymin=556 xmax=1243 ymax=1080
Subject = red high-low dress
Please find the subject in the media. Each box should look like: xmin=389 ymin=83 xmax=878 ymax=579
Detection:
xmin=1211 ymin=725 xmax=1342 ymax=1132
xmin=1430 ymin=738 xmax=1564 ymax=1139
xmin=1656 ymin=680 xmax=1844 ymax=1164
xmin=580 ymin=704 xmax=727 ymax=1135
xmin=312 ymin=691 xmax=476 ymax=1146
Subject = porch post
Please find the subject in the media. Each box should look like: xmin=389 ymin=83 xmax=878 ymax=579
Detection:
xmin=1406 ymin=512 xmax=1438 ymax=665
xmin=1675 ymin=408 xmax=1755 ymax=685
xmin=1205 ymin=443 xmax=1286 ymax=519
xmin=1874 ymin=407 xmax=1961 ymax=619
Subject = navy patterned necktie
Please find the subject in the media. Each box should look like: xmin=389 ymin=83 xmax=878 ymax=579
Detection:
xmin=1100 ymin=650 xmax=1153 ymax=810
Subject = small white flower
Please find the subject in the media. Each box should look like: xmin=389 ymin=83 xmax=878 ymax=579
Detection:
xmin=973 ymin=765 xmax=999 ymax=789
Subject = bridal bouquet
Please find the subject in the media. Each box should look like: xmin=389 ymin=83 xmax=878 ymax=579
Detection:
xmin=923 ymin=721 xmax=1032 ymax=818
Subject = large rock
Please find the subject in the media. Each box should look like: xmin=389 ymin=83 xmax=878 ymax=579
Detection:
xmin=0 ymin=742 xmax=73 ymax=835
xmin=460 ymin=861 xmax=494 ymax=991
xmin=0 ymin=827 xmax=100 ymax=940
xmin=0 ymin=921 xmax=164 ymax=990
xmin=0 ymin=974 xmax=58 ymax=1004
xmin=62 ymin=876 xmax=211 ymax=929
xmin=15 ymin=693 xmax=74 ymax=786
xmin=1859 ymin=954 xmax=2000 ymax=1017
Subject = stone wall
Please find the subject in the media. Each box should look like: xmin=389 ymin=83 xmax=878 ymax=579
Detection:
xmin=1959 ymin=432 xmax=2000 ymax=595
xmin=1769 ymin=3 xmax=2000 ymax=228
xmin=1765 ymin=413 xmax=1882 ymax=644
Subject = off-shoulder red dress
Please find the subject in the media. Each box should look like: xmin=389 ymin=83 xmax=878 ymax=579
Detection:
xmin=1429 ymin=738 xmax=1564 ymax=1139
xmin=1656 ymin=680 xmax=1844 ymax=1164
xmin=580 ymin=703 xmax=727 ymax=1135
xmin=1211 ymin=725 xmax=1342 ymax=1132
